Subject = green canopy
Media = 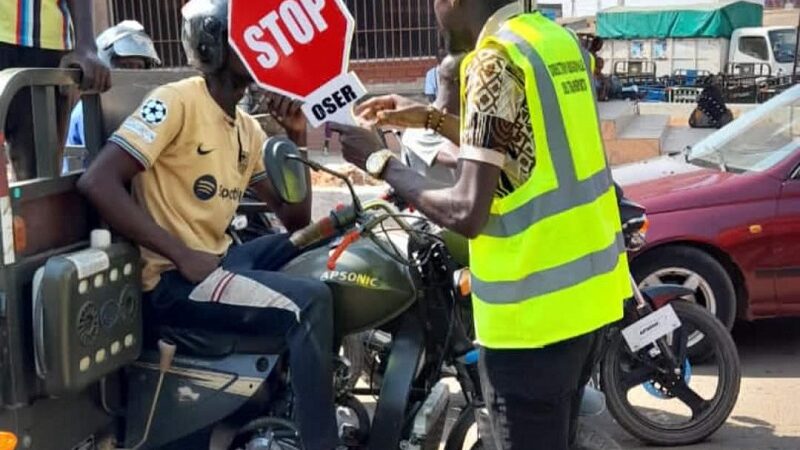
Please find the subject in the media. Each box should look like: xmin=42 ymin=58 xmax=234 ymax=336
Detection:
xmin=597 ymin=2 xmax=764 ymax=39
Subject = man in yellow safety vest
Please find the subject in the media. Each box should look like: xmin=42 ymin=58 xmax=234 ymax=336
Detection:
xmin=332 ymin=0 xmax=631 ymax=448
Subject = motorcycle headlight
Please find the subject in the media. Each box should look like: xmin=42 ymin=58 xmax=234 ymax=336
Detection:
xmin=640 ymin=216 xmax=650 ymax=238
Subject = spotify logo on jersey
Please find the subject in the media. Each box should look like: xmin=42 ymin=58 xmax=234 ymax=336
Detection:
xmin=193 ymin=175 xmax=218 ymax=201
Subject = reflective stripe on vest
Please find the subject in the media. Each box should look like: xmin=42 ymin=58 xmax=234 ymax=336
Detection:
xmin=480 ymin=30 xmax=610 ymax=239
xmin=473 ymin=231 xmax=625 ymax=304
xmin=466 ymin=13 xmax=630 ymax=348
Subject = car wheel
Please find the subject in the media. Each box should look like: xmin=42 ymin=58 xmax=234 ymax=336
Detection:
xmin=632 ymin=246 xmax=737 ymax=356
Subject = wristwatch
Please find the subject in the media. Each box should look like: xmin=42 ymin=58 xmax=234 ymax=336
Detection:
xmin=366 ymin=149 xmax=396 ymax=179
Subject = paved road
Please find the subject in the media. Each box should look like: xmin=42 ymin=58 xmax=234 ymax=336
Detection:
xmin=359 ymin=318 xmax=800 ymax=449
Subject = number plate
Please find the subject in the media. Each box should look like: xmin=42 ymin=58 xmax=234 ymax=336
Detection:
xmin=621 ymin=304 xmax=682 ymax=352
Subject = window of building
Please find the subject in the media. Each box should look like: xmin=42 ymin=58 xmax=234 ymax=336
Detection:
xmin=110 ymin=0 xmax=187 ymax=67
xmin=346 ymin=0 xmax=441 ymax=60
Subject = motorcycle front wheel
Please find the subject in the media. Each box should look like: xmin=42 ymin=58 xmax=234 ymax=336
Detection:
xmin=601 ymin=300 xmax=740 ymax=446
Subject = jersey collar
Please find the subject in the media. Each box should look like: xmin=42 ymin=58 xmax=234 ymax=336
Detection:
xmin=198 ymin=76 xmax=238 ymax=126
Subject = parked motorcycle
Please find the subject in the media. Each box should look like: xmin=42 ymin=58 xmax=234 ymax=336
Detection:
xmin=179 ymin=136 xmax=739 ymax=449
xmin=342 ymin=191 xmax=741 ymax=448
xmin=9 ymin=136 xmax=488 ymax=450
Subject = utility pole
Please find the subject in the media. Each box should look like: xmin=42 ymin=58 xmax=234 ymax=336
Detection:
xmin=793 ymin=7 xmax=800 ymax=82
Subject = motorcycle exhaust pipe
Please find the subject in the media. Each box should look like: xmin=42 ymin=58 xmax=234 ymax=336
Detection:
xmin=119 ymin=339 xmax=177 ymax=450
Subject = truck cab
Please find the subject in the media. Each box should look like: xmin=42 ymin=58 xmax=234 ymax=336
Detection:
xmin=730 ymin=26 xmax=797 ymax=76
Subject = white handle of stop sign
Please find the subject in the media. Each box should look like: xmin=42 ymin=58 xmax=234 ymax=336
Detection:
xmin=301 ymin=71 xmax=367 ymax=128
xmin=244 ymin=0 xmax=328 ymax=69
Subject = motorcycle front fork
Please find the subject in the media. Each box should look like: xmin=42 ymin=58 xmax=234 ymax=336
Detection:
xmin=628 ymin=275 xmax=682 ymax=371
xmin=630 ymin=274 xmax=651 ymax=312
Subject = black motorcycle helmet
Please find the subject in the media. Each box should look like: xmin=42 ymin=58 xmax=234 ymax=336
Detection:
xmin=181 ymin=0 xmax=228 ymax=73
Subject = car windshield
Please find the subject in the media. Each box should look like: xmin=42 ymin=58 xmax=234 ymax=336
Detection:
xmin=688 ymin=85 xmax=800 ymax=173
xmin=770 ymin=29 xmax=797 ymax=63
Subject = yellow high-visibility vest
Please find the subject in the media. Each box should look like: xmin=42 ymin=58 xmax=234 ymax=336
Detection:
xmin=464 ymin=12 xmax=631 ymax=349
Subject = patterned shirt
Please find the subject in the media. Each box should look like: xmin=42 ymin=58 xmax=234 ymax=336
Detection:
xmin=0 ymin=0 xmax=74 ymax=50
xmin=461 ymin=42 xmax=535 ymax=198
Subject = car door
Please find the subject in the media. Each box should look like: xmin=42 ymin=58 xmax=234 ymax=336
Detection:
xmin=775 ymin=169 xmax=800 ymax=315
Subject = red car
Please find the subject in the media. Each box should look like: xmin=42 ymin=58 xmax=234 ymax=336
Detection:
xmin=615 ymin=85 xmax=800 ymax=334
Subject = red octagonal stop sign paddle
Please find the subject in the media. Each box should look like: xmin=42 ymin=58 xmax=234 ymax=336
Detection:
xmin=229 ymin=0 xmax=367 ymax=127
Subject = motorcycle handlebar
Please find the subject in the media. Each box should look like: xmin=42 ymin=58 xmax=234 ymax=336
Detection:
xmin=380 ymin=189 xmax=410 ymax=211
xmin=289 ymin=204 xmax=358 ymax=250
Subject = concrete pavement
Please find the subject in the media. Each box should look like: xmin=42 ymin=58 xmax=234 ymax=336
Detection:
xmin=428 ymin=319 xmax=800 ymax=450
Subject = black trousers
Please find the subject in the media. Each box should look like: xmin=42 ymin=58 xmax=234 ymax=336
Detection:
xmin=146 ymin=235 xmax=338 ymax=450
xmin=479 ymin=330 xmax=602 ymax=450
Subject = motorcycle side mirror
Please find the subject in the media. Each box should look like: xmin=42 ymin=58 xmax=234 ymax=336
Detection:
xmin=263 ymin=136 xmax=309 ymax=205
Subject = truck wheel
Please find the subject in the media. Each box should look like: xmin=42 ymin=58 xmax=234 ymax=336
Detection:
xmin=632 ymin=246 xmax=736 ymax=359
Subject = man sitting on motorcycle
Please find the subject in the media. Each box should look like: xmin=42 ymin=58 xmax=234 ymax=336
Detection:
xmin=76 ymin=0 xmax=338 ymax=448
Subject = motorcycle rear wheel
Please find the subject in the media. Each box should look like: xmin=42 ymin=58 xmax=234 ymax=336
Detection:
xmin=601 ymin=300 xmax=740 ymax=446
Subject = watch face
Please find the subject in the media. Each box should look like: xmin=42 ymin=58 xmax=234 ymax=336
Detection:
xmin=367 ymin=152 xmax=383 ymax=175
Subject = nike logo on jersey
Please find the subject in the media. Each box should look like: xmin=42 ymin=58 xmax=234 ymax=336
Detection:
xmin=197 ymin=146 xmax=215 ymax=155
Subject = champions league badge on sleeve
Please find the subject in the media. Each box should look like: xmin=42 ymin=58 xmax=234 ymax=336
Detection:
xmin=141 ymin=99 xmax=168 ymax=125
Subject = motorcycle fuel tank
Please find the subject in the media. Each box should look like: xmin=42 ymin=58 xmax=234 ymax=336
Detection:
xmin=281 ymin=238 xmax=416 ymax=336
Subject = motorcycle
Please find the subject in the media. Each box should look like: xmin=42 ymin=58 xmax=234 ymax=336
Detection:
xmin=341 ymin=190 xmax=742 ymax=448
xmin=233 ymin=136 xmax=741 ymax=447
xmin=8 ymin=136 xmax=485 ymax=450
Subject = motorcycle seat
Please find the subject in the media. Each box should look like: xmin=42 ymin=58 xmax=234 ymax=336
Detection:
xmin=149 ymin=326 xmax=286 ymax=358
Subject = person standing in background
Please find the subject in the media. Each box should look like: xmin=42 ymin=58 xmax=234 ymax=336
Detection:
xmin=0 ymin=0 xmax=110 ymax=180
xmin=424 ymin=48 xmax=447 ymax=102
xmin=65 ymin=20 xmax=160 ymax=150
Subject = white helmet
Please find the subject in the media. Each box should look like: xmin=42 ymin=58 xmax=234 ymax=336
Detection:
xmin=96 ymin=20 xmax=161 ymax=68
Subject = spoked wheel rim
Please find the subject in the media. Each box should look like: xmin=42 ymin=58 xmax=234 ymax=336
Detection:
xmin=639 ymin=268 xmax=714 ymax=347
xmin=610 ymin=316 xmax=724 ymax=431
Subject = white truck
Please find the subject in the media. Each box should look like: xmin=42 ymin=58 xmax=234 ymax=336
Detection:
xmin=596 ymin=2 xmax=795 ymax=79
xmin=598 ymin=26 xmax=797 ymax=78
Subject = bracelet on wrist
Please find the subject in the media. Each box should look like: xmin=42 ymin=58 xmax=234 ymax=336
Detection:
xmin=425 ymin=106 xmax=445 ymax=132
xmin=425 ymin=106 xmax=435 ymax=130
xmin=432 ymin=109 xmax=445 ymax=134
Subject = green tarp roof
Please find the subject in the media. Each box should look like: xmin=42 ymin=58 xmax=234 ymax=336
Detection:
xmin=597 ymin=1 xmax=764 ymax=39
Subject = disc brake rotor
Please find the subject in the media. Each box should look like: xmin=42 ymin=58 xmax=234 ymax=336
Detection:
xmin=642 ymin=359 xmax=692 ymax=399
